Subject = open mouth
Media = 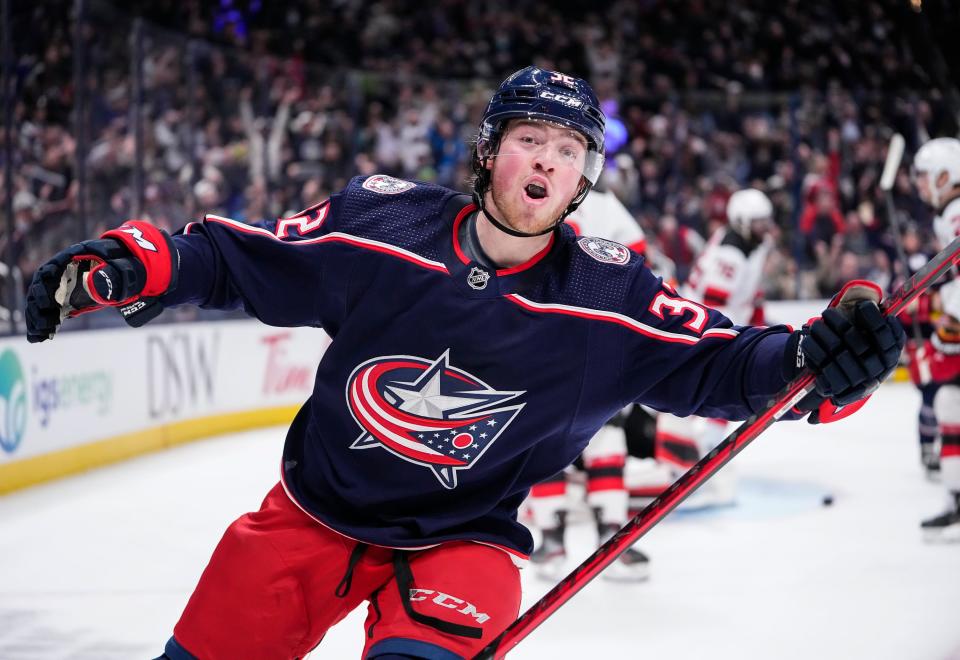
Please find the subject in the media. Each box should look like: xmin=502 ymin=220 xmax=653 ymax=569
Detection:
xmin=524 ymin=182 xmax=548 ymax=200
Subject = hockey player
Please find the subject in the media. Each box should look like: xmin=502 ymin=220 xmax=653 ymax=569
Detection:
xmin=898 ymin=225 xmax=942 ymax=478
xmin=905 ymin=138 xmax=960 ymax=477
xmin=653 ymin=189 xmax=776 ymax=506
xmin=684 ymin=188 xmax=775 ymax=327
xmin=911 ymin=137 xmax=960 ymax=537
xmin=528 ymin=178 xmax=653 ymax=581
xmin=24 ymin=67 xmax=904 ymax=660
xmin=909 ymin=280 xmax=960 ymax=540
xmin=914 ymin=138 xmax=960 ymax=259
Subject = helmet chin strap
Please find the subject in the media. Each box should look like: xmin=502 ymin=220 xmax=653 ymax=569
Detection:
xmin=472 ymin=191 xmax=559 ymax=238
xmin=472 ymin=176 xmax=590 ymax=239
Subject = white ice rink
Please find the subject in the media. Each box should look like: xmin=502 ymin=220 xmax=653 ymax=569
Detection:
xmin=1 ymin=382 xmax=958 ymax=659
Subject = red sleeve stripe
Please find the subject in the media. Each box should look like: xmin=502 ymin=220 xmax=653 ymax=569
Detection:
xmin=202 ymin=214 xmax=449 ymax=274
xmin=505 ymin=294 xmax=739 ymax=345
xmin=320 ymin=233 xmax=450 ymax=273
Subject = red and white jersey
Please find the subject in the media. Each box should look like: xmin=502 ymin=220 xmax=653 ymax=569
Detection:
xmin=909 ymin=335 xmax=960 ymax=386
xmin=683 ymin=229 xmax=773 ymax=325
xmin=934 ymin=197 xmax=960 ymax=249
xmin=566 ymin=188 xmax=646 ymax=254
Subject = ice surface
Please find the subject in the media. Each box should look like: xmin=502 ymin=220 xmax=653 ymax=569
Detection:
xmin=0 ymin=383 xmax=957 ymax=659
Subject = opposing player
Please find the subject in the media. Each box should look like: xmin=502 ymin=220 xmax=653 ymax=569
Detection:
xmin=911 ymin=137 xmax=960 ymax=537
xmin=897 ymin=229 xmax=942 ymax=479
xmin=25 ymin=67 xmax=904 ymax=659
xmin=652 ymin=189 xmax=776 ymax=506
xmin=909 ymin=280 xmax=960 ymax=540
xmin=684 ymin=189 xmax=775 ymax=327
xmin=915 ymin=138 xmax=960 ymax=259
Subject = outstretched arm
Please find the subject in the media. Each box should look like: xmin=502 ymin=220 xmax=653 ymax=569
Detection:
xmin=161 ymin=211 xmax=329 ymax=326
xmin=26 ymin=221 xmax=179 ymax=342
xmin=25 ymin=200 xmax=335 ymax=342
xmin=620 ymin=269 xmax=904 ymax=422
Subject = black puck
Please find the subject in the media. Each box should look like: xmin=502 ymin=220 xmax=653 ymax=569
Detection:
xmin=822 ymin=495 xmax=834 ymax=506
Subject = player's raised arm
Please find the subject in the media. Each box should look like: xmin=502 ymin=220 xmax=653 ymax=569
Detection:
xmin=25 ymin=200 xmax=336 ymax=342
xmin=621 ymin=266 xmax=905 ymax=423
xmin=161 ymin=202 xmax=334 ymax=325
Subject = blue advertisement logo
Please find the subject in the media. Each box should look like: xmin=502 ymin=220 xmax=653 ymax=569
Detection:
xmin=0 ymin=349 xmax=27 ymax=453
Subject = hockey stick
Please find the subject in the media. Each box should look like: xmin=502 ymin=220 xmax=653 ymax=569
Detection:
xmin=880 ymin=133 xmax=909 ymax=284
xmin=879 ymin=135 xmax=924 ymax=332
xmin=879 ymin=133 xmax=930 ymax=384
xmin=474 ymin=234 xmax=960 ymax=660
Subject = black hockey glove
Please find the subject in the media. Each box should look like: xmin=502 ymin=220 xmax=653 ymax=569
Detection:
xmin=789 ymin=281 xmax=905 ymax=424
xmin=26 ymin=221 xmax=178 ymax=343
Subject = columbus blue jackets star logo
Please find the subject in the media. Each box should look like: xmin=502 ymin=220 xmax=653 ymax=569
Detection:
xmin=346 ymin=350 xmax=525 ymax=489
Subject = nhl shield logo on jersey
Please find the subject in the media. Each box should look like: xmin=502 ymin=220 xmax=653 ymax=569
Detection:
xmin=467 ymin=266 xmax=491 ymax=290
xmin=577 ymin=236 xmax=631 ymax=265
xmin=346 ymin=350 xmax=525 ymax=489
xmin=362 ymin=174 xmax=416 ymax=195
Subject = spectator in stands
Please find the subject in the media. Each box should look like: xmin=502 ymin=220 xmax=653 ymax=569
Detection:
xmin=4 ymin=0 xmax=958 ymax=336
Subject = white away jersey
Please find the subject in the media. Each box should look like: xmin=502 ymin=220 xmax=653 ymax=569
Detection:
xmin=566 ymin=188 xmax=646 ymax=253
xmin=934 ymin=197 xmax=960 ymax=249
xmin=683 ymin=228 xmax=773 ymax=325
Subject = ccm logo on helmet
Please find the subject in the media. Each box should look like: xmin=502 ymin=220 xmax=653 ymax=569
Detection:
xmin=409 ymin=588 xmax=491 ymax=624
xmin=540 ymin=90 xmax=583 ymax=108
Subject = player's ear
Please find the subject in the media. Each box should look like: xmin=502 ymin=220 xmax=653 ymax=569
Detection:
xmin=936 ymin=170 xmax=949 ymax=189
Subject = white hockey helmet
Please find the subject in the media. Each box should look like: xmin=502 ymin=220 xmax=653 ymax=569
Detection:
xmin=912 ymin=137 xmax=960 ymax=210
xmin=726 ymin=188 xmax=773 ymax=239
xmin=939 ymin=279 xmax=960 ymax=321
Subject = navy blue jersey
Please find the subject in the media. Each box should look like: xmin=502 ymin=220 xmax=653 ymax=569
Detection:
xmin=162 ymin=174 xmax=796 ymax=559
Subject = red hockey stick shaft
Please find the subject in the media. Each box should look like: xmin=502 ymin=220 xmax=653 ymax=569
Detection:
xmin=474 ymin=235 xmax=960 ymax=660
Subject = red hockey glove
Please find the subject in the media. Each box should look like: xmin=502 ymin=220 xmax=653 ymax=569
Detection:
xmin=790 ymin=280 xmax=906 ymax=424
xmin=25 ymin=221 xmax=178 ymax=342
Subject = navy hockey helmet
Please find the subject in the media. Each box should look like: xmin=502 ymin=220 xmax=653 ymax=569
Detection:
xmin=472 ymin=66 xmax=607 ymax=237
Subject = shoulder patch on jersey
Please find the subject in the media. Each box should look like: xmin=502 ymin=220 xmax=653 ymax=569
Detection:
xmin=577 ymin=236 xmax=631 ymax=265
xmin=362 ymin=174 xmax=416 ymax=195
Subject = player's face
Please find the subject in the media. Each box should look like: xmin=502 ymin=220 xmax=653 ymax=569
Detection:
xmin=485 ymin=120 xmax=588 ymax=234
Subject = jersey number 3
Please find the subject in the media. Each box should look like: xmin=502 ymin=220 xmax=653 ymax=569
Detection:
xmin=648 ymin=292 xmax=707 ymax=333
